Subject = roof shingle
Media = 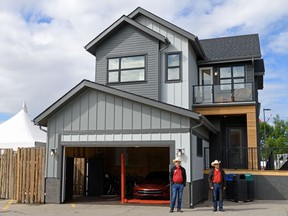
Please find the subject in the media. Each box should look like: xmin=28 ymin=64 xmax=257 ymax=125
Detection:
xmin=199 ymin=34 xmax=262 ymax=61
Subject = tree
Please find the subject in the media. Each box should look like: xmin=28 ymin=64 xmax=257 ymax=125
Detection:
xmin=259 ymin=114 xmax=288 ymax=155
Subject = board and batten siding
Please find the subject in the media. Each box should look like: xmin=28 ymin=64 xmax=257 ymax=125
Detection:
xmin=135 ymin=15 xmax=197 ymax=110
xmin=95 ymin=24 xmax=160 ymax=100
xmin=46 ymin=88 xmax=192 ymax=178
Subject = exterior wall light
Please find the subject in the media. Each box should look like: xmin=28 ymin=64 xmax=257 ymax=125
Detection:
xmin=176 ymin=148 xmax=184 ymax=157
xmin=50 ymin=148 xmax=57 ymax=156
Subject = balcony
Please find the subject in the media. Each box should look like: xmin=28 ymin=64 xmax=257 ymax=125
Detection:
xmin=193 ymin=83 xmax=254 ymax=104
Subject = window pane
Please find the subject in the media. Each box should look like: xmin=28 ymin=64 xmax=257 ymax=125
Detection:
xmin=234 ymin=83 xmax=245 ymax=89
xmin=220 ymin=79 xmax=232 ymax=84
xmin=121 ymin=69 xmax=145 ymax=82
xmin=233 ymin=66 xmax=245 ymax=77
xmin=168 ymin=54 xmax=180 ymax=67
xmin=121 ymin=56 xmax=145 ymax=69
xmin=108 ymin=59 xmax=119 ymax=70
xmin=234 ymin=78 xmax=245 ymax=83
xmin=220 ymin=67 xmax=231 ymax=78
xmin=108 ymin=71 xmax=119 ymax=83
xmin=168 ymin=68 xmax=180 ymax=80
xmin=220 ymin=80 xmax=232 ymax=90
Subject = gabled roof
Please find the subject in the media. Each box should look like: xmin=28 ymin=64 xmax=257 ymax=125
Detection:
xmin=198 ymin=34 xmax=262 ymax=64
xmin=34 ymin=80 xmax=217 ymax=133
xmin=85 ymin=15 xmax=169 ymax=56
xmin=128 ymin=7 xmax=206 ymax=59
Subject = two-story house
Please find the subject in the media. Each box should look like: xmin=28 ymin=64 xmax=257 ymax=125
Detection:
xmin=34 ymin=7 xmax=265 ymax=207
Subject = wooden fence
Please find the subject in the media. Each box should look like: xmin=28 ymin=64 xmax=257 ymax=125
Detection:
xmin=0 ymin=147 xmax=46 ymax=204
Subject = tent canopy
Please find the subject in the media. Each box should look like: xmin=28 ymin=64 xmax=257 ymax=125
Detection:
xmin=0 ymin=103 xmax=46 ymax=150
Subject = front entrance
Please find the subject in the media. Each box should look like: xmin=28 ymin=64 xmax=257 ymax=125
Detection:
xmin=226 ymin=127 xmax=246 ymax=168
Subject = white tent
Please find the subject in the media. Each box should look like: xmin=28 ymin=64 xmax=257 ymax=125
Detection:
xmin=0 ymin=103 xmax=46 ymax=150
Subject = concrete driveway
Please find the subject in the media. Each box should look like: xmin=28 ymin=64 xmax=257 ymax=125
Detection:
xmin=1 ymin=199 xmax=288 ymax=216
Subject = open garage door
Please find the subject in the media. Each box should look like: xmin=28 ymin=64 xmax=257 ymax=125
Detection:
xmin=62 ymin=146 xmax=170 ymax=204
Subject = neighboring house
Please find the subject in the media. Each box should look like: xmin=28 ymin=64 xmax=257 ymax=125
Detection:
xmin=34 ymin=7 xmax=265 ymax=206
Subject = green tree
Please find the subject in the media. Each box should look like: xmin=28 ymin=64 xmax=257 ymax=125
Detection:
xmin=259 ymin=115 xmax=288 ymax=155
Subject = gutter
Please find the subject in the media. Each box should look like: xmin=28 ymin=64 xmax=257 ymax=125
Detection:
xmin=39 ymin=126 xmax=47 ymax=133
xmin=159 ymin=38 xmax=170 ymax=52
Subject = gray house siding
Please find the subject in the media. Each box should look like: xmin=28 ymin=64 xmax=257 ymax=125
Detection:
xmin=95 ymin=24 xmax=160 ymax=100
xmin=46 ymin=88 xmax=193 ymax=178
xmin=246 ymin=63 xmax=254 ymax=83
xmin=188 ymin=42 xmax=198 ymax=109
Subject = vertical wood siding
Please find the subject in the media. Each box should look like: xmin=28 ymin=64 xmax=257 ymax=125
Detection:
xmin=47 ymin=88 xmax=193 ymax=177
xmin=136 ymin=15 xmax=194 ymax=109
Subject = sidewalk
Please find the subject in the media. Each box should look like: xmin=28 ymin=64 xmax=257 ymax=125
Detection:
xmin=1 ymin=199 xmax=288 ymax=216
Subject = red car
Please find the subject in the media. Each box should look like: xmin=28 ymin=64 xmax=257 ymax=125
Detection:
xmin=133 ymin=171 xmax=170 ymax=199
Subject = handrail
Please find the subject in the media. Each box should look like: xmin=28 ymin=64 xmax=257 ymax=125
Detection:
xmin=193 ymin=82 xmax=254 ymax=104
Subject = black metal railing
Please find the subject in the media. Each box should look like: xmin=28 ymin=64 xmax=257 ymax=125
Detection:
xmin=204 ymin=147 xmax=288 ymax=170
xmin=193 ymin=82 xmax=254 ymax=104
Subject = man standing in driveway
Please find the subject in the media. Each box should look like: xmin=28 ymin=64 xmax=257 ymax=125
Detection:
xmin=208 ymin=160 xmax=226 ymax=212
xmin=169 ymin=157 xmax=186 ymax=213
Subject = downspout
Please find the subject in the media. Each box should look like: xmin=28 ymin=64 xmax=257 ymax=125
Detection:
xmin=190 ymin=114 xmax=204 ymax=207
xmin=159 ymin=38 xmax=170 ymax=52
xmin=39 ymin=125 xmax=47 ymax=133
xmin=252 ymin=57 xmax=261 ymax=169
xmin=159 ymin=38 xmax=170 ymax=100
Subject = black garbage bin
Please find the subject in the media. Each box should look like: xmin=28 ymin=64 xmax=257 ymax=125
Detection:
xmin=225 ymin=174 xmax=236 ymax=200
xmin=245 ymin=173 xmax=254 ymax=201
xmin=232 ymin=174 xmax=248 ymax=202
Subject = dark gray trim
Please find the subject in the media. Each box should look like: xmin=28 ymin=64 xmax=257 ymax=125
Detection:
xmin=128 ymin=7 xmax=205 ymax=59
xmin=85 ymin=15 xmax=169 ymax=56
xmin=197 ymin=57 xmax=262 ymax=66
xmin=193 ymin=101 xmax=257 ymax=108
xmin=106 ymin=54 xmax=147 ymax=84
xmin=61 ymin=128 xmax=191 ymax=135
xmin=165 ymin=51 xmax=182 ymax=83
xmin=34 ymin=80 xmax=203 ymax=126
xmin=60 ymin=140 xmax=175 ymax=147
xmin=129 ymin=8 xmax=197 ymax=40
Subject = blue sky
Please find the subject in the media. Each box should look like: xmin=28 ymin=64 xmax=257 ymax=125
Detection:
xmin=1 ymin=0 xmax=288 ymax=124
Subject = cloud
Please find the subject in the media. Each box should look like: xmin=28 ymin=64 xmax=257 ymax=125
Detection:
xmin=1 ymin=0 xmax=288 ymax=123
xmin=267 ymin=32 xmax=288 ymax=54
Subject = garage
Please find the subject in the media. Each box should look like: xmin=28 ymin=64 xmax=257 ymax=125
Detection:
xmin=62 ymin=146 xmax=170 ymax=203
xmin=34 ymin=80 xmax=215 ymax=206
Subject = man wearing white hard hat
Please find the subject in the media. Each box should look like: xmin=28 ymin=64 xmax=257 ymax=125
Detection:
xmin=208 ymin=160 xmax=226 ymax=212
xmin=169 ymin=157 xmax=186 ymax=213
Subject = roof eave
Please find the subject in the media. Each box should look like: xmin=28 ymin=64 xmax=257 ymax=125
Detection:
xmin=197 ymin=56 xmax=262 ymax=65
xmin=128 ymin=7 xmax=198 ymax=41
xmin=84 ymin=15 xmax=168 ymax=56
xmin=34 ymin=80 xmax=203 ymax=127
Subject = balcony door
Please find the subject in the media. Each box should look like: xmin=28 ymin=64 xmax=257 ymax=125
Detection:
xmin=199 ymin=67 xmax=213 ymax=103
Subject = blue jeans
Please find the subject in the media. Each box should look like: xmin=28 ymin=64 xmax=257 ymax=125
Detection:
xmin=213 ymin=183 xmax=223 ymax=210
xmin=170 ymin=183 xmax=184 ymax=210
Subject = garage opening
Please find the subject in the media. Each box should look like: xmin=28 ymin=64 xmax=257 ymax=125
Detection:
xmin=63 ymin=146 xmax=170 ymax=204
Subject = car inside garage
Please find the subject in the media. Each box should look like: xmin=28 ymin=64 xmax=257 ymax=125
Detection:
xmin=63 ymin=146 xmax=170 ymax=204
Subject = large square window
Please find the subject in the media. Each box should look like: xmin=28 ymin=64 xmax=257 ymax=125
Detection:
xmin=166 ymin=52 xmax=181 ymax=82
xmin=107 ymin=55 xmax=146 ymax=83
xmin=219 ymin=66 xmax=245 ymax=90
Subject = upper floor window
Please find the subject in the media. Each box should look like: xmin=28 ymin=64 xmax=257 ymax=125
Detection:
xmin=166 ymin=52 xmax=182 ymax=82
xmin=107 ymin=55 xmax=146 ymax=83
xmin=219 ymin=66 xmax=245 ymax=90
